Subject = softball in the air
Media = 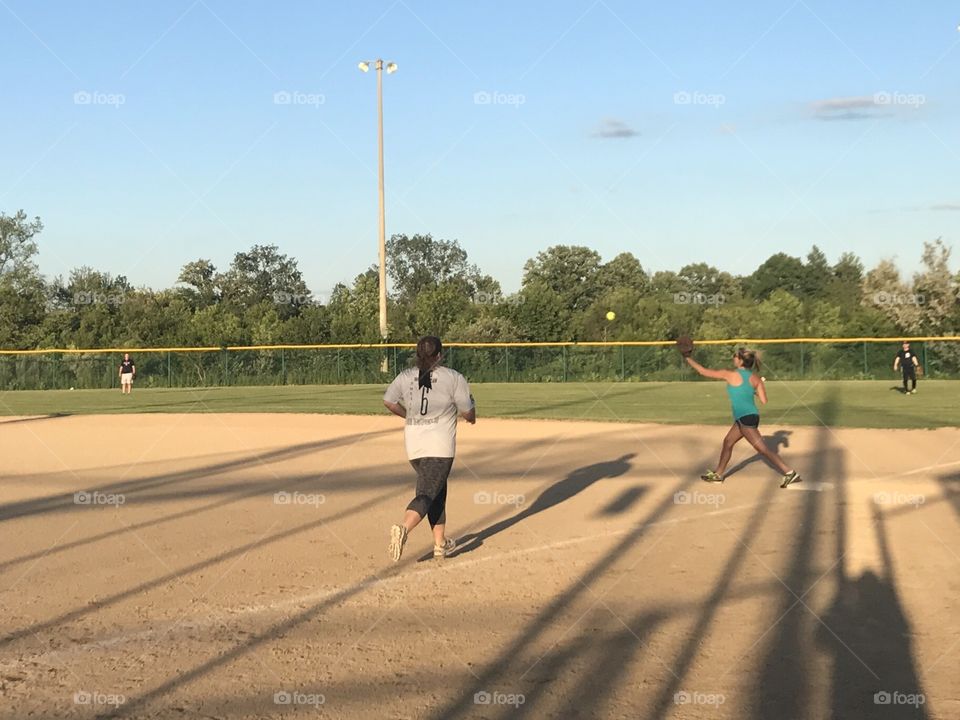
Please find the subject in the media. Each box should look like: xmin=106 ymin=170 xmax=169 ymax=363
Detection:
xmin=606 ymin=311 xmax=616 ymax=321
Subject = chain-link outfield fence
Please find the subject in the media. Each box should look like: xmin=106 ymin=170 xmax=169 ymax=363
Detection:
xmin=1 ymin=338 xmax=959 ymax=391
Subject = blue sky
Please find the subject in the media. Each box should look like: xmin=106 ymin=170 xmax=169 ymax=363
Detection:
xmin=2 ymin=1 xmax=959 ymax=297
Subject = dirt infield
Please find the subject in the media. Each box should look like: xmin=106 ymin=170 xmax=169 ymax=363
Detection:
xmin=0 ymin=412 xmax=958 ymax=719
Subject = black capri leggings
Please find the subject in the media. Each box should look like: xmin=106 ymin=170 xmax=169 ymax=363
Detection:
xmin=407 ymin=457 xmax=454 ymax=527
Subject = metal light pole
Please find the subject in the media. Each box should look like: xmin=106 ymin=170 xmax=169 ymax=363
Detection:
xmin=358 ymin=59 xmax=397 ymax=342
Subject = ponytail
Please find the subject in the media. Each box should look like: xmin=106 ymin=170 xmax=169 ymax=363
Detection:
xmin=415 ymin=336 xmax=443 ymax=389
xmin=736 ymin=347 xmax=761 ymax=372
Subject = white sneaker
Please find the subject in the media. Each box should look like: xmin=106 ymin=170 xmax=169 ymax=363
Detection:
xmin=388 ymin=524 xmax=407 ymax=562
xmin=434 ymin=538 xmax=457 ymax=559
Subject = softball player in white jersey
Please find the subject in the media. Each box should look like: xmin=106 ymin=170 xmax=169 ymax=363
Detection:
xmin=383 ymin=336 xmax=476 ymax=561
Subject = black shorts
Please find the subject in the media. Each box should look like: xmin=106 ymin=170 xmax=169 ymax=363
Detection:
xmin=736 ymin=414 xmax=760 ymax=429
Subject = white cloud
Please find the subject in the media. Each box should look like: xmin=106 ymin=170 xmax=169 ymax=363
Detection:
xmin=810 ymin=95 xmax=893 ymax=121
xmin=591 ymin=118 xmax=639 ymax=139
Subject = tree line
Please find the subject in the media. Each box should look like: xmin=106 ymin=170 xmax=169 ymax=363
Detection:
xmin=1 ymin=209 xmax=958 ymax=359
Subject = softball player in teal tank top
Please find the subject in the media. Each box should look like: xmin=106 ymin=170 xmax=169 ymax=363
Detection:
xmin=727 ymin=368 xmax=758 ymax=421
xmin=685 ymin=347 xmax=801 ymax=488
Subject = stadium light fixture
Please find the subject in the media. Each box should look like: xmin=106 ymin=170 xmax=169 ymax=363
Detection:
xmin=358 ymin=59 xmax=397 ymax=344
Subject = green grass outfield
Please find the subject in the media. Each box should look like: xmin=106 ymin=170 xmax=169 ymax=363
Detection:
xmin=0 ymin=380 xmax=955 ymax=429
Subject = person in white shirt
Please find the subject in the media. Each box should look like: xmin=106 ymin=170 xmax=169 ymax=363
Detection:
xmin=383 ymin=336 xmax=476 ymax=561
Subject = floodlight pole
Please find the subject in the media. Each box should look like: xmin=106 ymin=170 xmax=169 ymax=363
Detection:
xmin=375 ymin=59 xmax=388 ymax=341
xmin=360 ymin=59 xmax=397 ymax=356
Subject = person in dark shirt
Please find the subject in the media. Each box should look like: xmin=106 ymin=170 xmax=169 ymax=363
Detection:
xmin=118 ymin=353 xmax=136 ymax=395
xmin=893 ymin=341 xmax=920 ymax=394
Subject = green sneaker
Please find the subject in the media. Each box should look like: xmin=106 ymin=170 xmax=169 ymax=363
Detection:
xmin=780 ymin=470 xmax=801 ymax=488
xmin=700 ymin=470 xmax=723 ymax=483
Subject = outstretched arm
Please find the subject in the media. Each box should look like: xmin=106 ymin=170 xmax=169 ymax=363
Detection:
xmin=684 ymin=356 xmax=733 ymax=381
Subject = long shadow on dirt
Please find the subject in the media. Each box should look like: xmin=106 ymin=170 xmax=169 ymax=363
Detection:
xmin=753 ymin=393 xmax=931 ymax=719
xmin=450 ymin=454 xmax=636 ymax=557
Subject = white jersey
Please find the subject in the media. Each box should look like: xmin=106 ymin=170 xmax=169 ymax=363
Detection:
xmin=384 ymin=366 xmax=473 ymax=460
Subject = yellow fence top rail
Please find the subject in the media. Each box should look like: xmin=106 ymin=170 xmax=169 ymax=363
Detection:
xmin=1 ymin=336 xmax=959 ymax=355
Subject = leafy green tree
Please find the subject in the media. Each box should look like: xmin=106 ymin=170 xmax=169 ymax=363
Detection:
xmin=677 ymin=262 xmax=742 ymax=300
xmin=697 ymin=299 xmax=751 ymax=336
xmin=744 ymin=253 xmax=806 ymax=300
xmin=522 ymin=245 xmax=601 ymax=313
xmin=43 ymin=268 xmax=131 ymax=348
xmin=386 ymin=233 xmax=494 ymax=339
xmin=328 ymin=269 xmax=383 ymax=342
xmin=504 ymin=281 xmax=571 ymax=341
xmin=912 ymin=239 xmax=958 ymax=333
xmin=582 ymin=288 xmax=645 ymax=341
xmin=116 ymin=291 xmax=192 ymax=347
xmin=746 ymin=289 xmax=805 ymax=338
xmin=177 ymin=259 xmax=219 ymax=309
xmin=595 ymin=252 xmax=647 ymax=294
xmin=804 ymin=300 xmax=844 ymax=338
xmin=218 ymin=245 xmax=310 ymax=319
xmin=184 ymin=305 xmax=245 ymax=347
xmin=839 ymin=303 xmax=895 ymax=336
xmin=647 ymin=270 xmax=682 ymax=297
xmin=824 ymin=251 xmax=864 ymax=314
xmin=0 ymin=210 xmax=43 ymax=275
xmin=387 ymin=233 xmax=486 ymax=301
xmin=833 ymin=252 xmax=864 ymax=285
xmin=409 ymin=283 xmax=474 ymax=337
xmin=282 ymin=304 xmax=332 ymax=344
xmin=802 ymin=245 xmax=831 ymax=297
xmin=862 ymin=258 xmax=921 ymax=331
xmin=448 ymin=315 xmax=521 ymax=343
xmin=0 ymin=273 xmax=46 ymax=348
xmin=911 ymin=239 xmax=960 ymax=369
xmin=0 ymin=211 xmax=46 ymax=348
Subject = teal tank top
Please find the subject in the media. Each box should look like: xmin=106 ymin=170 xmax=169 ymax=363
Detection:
xmin=727 ymin=368 xmax=758 ymax=420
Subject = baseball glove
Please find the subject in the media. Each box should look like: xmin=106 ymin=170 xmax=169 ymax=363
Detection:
xmin=676 ymin=335 xmax=695 ymax=358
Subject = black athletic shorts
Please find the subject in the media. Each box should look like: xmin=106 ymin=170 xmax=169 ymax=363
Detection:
xmin=736 ymin=414 xmax=760 ymax=429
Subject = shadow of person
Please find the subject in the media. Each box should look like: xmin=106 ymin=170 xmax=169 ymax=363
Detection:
xmin=723 ymin=430 xmax=792 ymax=479
xmin=818 ymin=568 xmax=930 ymax=719
xmin=889 ymin=385 xmax=908 ymax=394
xmin=450 ymin=453 xmax=636 ymax=558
